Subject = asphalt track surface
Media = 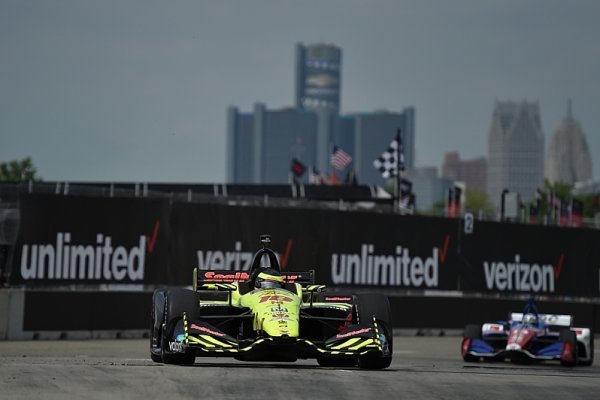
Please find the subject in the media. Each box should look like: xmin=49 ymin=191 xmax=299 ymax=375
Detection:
xmin=0 ymin=337 xmax=598 ymax=400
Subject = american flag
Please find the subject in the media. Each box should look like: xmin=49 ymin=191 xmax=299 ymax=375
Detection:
xmin=373 ymin=130 xmax=405 ymax=178
xmin=330 ymin=146 xmax=352 ymax=170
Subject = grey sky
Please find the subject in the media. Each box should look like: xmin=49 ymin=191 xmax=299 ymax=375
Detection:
xmin=1 ymin=0 xmax=599 ymax=183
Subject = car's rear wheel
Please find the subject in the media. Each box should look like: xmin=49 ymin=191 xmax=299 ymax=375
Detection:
xmin=161 ymin=288 xmax=199 ymax=365
xmin=579 ymin=329 xmax=594 ymax=366
xmin=461 ymin=324 xmax=481 ymax=362
xmin=150 ymin=289 xmax=166 ymax=363
xmin=559 ymin=329 xmax=578 ymax=367
xmin=355 ymin=293 xmax=393 ymax=369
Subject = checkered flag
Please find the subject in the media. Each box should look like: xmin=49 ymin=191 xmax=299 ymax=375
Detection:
xmin=373 ymin=130 xmax=405 ymax=178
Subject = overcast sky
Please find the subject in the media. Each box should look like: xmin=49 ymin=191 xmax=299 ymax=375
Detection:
xmin=1 ymin=0 xmax=599 ymax=183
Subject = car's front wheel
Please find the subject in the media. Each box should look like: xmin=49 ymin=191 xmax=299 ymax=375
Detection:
xmin=462 ymin=324 xmax=482 ymax=362
xmin=355 ymin=293 xmax=393 ymax=369
xmin=161 ymin=288 xmax=199 ymax=365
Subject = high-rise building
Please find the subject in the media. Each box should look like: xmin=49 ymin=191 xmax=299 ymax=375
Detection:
xmin=442 ymin=151 xmax=487 ymax=193
xmin=227 ymin=104 xmax=319 ymax=183
xmin=227 ymin=43 xmax=416 ymax=186
xmin=339 ymin=109 xmax=415 ymax=186
xmin=545 ymin=101 xmax=593 ymax=184
xmin=295 ymin=43 xmax=342 ymax=112
xmin=226 ymin=106 xmax=415 ymax=185
xmin=487 ymin=100 xmax=545 ymax=206
xmin=404 ymin=167 xmax=454 ymax=211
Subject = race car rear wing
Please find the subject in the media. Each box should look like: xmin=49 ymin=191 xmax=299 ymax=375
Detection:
xmin=193 ymin=268 xmax=315 ymax=291
xmin=509 ymin=313 xmax=572 ymax=327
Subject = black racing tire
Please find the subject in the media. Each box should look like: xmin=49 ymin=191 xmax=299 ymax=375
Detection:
xmin=161 ymin=288 xmax=200 ymax=365
xmin=150 ymin=289 xmax=167 ymax=363
xmin=355 ymin=293 xmax=393 ymax=369
xmin=579 ymin=330 xmax=594 ymax=366
xmin=150 ymin=352 xmax=163 ymax=363
xmin=461 ymin=324 xmax=481 ymax=362
xmin=559 ymin=329 xmax=578 ymax=367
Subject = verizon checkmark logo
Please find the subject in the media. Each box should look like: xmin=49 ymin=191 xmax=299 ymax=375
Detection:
xmin=554 ymin=254 xmax=565 ymax=280
xmin=146 ymin=220 xmax=160 ymax=253
xmin=439 ymin=235 xmax=450 ymax=264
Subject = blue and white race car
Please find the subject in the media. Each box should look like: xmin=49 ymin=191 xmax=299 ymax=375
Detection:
xmin=461 ymin=298 xmax=594 ymax=366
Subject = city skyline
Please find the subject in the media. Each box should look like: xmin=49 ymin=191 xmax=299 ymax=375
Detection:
xmin=1 ymin=1 xmax=599 ymax=183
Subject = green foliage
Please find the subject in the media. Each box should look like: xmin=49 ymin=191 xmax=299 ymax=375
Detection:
xmin=543 ymin=179 xmax=573 ymax=200
xmin=464 ymin=189 xmax=495 ymax=216
xmin=574 ymin=193 xmax=600 ymax=218
xmin=422 ymin=200 xmax=445 ymax=216
xmin=0 ymin=157 xmax=42 ymax=182
xmin=384 ymin=180 xmax=395 ymax=196
xmin=527 ymin=179 xmax=600 ymax=220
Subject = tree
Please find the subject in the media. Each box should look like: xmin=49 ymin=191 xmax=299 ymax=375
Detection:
xmin=464 ymin=189 xmax=495 ymax=217
xmin=423 ymin=200 xmax=445 ymax=217
xmin=575 ymin=193 xmax=600 ymax=218
xmin=529 ymin=179 xmax=600 ymax=221
xmin=543 ymin=179 xmax=573 ymax=200
xmin=0 ymin=157 xmax=42 ymax=182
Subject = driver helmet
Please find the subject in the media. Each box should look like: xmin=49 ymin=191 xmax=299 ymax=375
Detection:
xmin=255 ymin=269 xmax=284 ymax=289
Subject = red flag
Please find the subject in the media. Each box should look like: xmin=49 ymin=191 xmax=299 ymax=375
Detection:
xmin=446 ymin=186 xmax=462 ymax=218
xmin=329 ymin=171 xmax=341 ymax=185
xmin=290 ymin=158 xmax=306 ymax=177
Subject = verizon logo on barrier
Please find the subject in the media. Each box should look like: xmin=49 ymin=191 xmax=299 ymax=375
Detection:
xmin=483 ymin=254 xmax=556 ymax=293
xmin=196 ymin=240 xmax=292 ymax=270
xmin=19 ymin=232 xmax=146 ymax=281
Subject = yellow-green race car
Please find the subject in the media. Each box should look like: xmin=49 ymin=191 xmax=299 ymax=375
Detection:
xmin=150 ymin=235 xmax=393 ymax=369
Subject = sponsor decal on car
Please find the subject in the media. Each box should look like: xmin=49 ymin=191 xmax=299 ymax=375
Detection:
xmin=483 ymin=324 xmax=504 ymax=332
xmin=203 ymin=271 xmax=250 ymax=282
xmin=270 ymin=312 xmax=290 ymax=319
xmin=168 ymin=341 xmax=184 ymax=352
xmin=336 ymin=327 xmax=371 ymax=339
xmin=259 ymin=294 xmax=293 ymax=304
xmin=324 ymin=296 xmax=352 ymax=302
xmin=190 ymin=324 xmax=226 ymax=337
xmin=282 ymin=274 xmax=299 ymax=282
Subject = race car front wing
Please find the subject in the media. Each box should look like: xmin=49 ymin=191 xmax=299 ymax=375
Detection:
xmin=168 ymin=313 xmax=387 ymax=360
xmin=465 ymin=337 xmax=564 ymax=361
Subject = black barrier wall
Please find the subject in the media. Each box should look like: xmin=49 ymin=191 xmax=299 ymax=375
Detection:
xmin=19 ymin=291 xmax=600 ymax=333
xmin=169 ymin=202 xmax=459 ymax=291
xmin=9 ymin=193 xmax=600 ymax=299
xmin=12 ymin=194 xmax=171 ymax=285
